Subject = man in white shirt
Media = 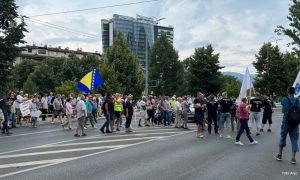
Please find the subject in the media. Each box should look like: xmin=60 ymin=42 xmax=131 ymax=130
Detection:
xmin=175 ymin=97 xmax=183 ymax=128
xmin=41 ymin=94 xmax=48 ymax=121
xmin=16 ymin=91 xmax=26 ymax=125
xmin=74 ymin=94 xmax=87 ymax=137
xmin=138 ymin=97 xmax=149 ymax=127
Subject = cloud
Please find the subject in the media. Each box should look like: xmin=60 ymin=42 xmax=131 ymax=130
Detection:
xmin=16 ymin=0 xmax=291 ymax=73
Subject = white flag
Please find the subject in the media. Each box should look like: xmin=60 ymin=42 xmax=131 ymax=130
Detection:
xmin=237 ymin=67 xmax=253 ymax=102
xmin=293 ymin=70 xmax=300 ymax=97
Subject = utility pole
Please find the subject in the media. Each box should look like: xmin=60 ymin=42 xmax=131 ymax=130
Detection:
xmin=145 ymin=40 xmax=149 ymax=96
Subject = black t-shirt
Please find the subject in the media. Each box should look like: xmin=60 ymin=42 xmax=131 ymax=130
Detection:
xmin=230 ymin=104 xmax=237 ymax=115
xmin=0 ymin=96 xmax=10 ymax=112
xmin=125 ymin=101 xmax=134 ymax=116
xmin=250 ymin=98 xmax=263 ymax=112
xmin=262 ymin=99 xmax=272 ymax=113
xmin=206 ymin=100 xmax=218 ymax=114
xmin=194 ymin=98 xmax=206 ymax=115
xmin=219 ymin=98 xmax=233 ymax=113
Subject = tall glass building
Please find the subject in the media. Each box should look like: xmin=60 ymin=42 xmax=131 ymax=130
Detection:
xmin=101 ymin=14 xmax=174 ymax=69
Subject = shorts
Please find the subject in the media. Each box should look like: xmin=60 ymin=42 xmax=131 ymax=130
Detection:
xmin=195 ymin=114 xmax=204 ymax=125
xmin=54 ymin=110 xmax=62 ymax=115
xmin=262 ymin=112 xmax=272 ymax=124
xmin=114 ymin=111 xmax=121 ymax=119
xmin=219 ymin=112 xmax=231 ymax=129
xmin=78 ymin=116 xmax=85 ymax=126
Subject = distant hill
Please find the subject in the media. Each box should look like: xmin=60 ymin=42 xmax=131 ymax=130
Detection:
xmin=222 ymin=72 xmax=256 ymax=82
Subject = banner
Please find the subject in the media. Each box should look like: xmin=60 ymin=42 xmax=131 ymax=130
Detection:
xmin=20 ymin=100 xmax=30 ymax=117
xmin=293 ymin=70 xmax=300 ymax=97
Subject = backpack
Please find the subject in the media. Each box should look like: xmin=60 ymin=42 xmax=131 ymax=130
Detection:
xmin=286 ymin=97 xmax=300 ymax=126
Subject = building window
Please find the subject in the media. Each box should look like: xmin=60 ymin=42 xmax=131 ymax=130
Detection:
xmin=38 ymin=49 xmax=47 ymax=55
xmin=27 ymin=48 xmax=32 ymax=53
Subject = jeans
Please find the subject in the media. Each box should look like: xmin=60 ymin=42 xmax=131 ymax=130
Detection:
xmin=101 ymin=114 xmax=111 ymax=131
xmin=208 ymin=113 xmax=218 ymax=134
xmin=125 ymin=115 xmax=133 ymax=129
xmin=236 ymin=119 xmax=254 ymax=142
xmin=279 ymin=123 xmax=299 ymax=152
xmin=231 ymin=113 xmax=237 ymax=131
xmin=219 ymin=112 xmax=231 ymax=129
xmin=2 ymin=110 xmax=10 ymax=133
xmin=161 ymin=110 xmax=169 ymax=126
xmin=92 ymin=109 xmax=97 ymax=123
xmin=10 ymin=112 xmax=16 ymax=127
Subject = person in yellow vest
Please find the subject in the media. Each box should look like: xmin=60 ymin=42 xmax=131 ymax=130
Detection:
xmin=114 ymin=93 xmax=123 ymax=132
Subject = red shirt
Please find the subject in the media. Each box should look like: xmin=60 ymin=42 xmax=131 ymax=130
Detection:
xmin=238 ymin=102 xmax=249 ymax=120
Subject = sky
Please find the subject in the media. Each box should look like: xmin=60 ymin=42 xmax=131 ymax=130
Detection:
xmin=16 ymin=0 xmax=292 ymax=74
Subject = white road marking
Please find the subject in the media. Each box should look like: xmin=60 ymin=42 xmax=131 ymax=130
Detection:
xmin=46 ymin=136 xmax=167 ymax=147
xmin=0 ymin=129 xmax=61 ymax=139
xmin=0 ymin=129 xmax=184 ymax=155
xmin=0 ymin=130 xmax=194 ymax=178
xmin=0 ymin=158 xmax=74 ymax=169
xmin=0 ymin=145 xmax=127 ymax=159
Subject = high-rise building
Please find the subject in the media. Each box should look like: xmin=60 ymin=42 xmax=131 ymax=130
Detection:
xmin=101 ymin=14 xmax=174 ymax=69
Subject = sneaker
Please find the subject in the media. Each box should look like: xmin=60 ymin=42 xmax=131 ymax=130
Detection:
xmin=251 ymin=140 xmax=258 ymax=145
xmin=175 ymin=126 xmax=179 ymax=128
xmin=199 ymin=133 xmax=204 ymax=138
xmin=106 ymin=130 xmax=112 ymax=133
xmin=256 ymin=133 xmax=260 ymax=136
xmin=138 ymin=124 xmax=142 ymax=127
xmin=260 ymin=129 xmax=263 ymax=132
xmin=84 ymin=127 xmax=87 ymax=130
xmin=226 ymin=135 xmax=231 ymax=139
xmin=235 ymin=141 xmax=244 ymax=146
xmin=51 ymin=121 xmax=54 ymax=124
xmin=82 ymin=133 xmax=87 ymax=136
xmin=74 ymin=134 xmax=80 ymax=137
xmin=291 ymin=158 xmax=297 ymax=164
xmin=68 ymin=127 xmax=72 ymax=130
xmin=197 ymin=133 xmax=201 ymax=138
xmin=267 ymin=129 xmax=271 ymax=132
xmin=145 ymin=124 xmax=150 ymax=127
xmin=219 ymin=134 xmax=223 ymax=138
xmin=116 ymin=128 xmax=120 ymax=131
xmin=93 ymin=126 xmax=97 ymax=129
xmin=275 ymin=154 xmax=282 ymax=161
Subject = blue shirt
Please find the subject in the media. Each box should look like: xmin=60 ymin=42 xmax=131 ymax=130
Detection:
xmin=281 ymin=96 xmax=300 ymax=123
xmin=85 ymin=100 xmax=93 ymax=113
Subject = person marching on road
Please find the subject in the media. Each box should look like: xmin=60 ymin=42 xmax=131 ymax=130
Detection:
xmin=249 ymin=93 xmax=263 ymax=136
xmin=276 ymin=87 xmax=300 ymax=164
xmin=175 ymin=97 xmax=183 ymax=128
xmin=235 ymin=97 xmax=258 ymax=146
xmin=125 ymin=95 xmax=134 ymax=133
xmin=100 ymin=94 xmax=113 ymax=134
xmin=138 ymin=97 xmax=149 ymax=127
xmin=194 ymin=92 xmax=206 ymax=138
xmin=62 ymin=97 xmax=73 ymax=130
xmin=84 ymin=96 xmax=96 ymax=129
xmin=218 ymin=92 xmax=233 ymax=139
xmin=114 ymin=93 xmax=123 ymax=131
xmin=207 ymin=95 xmax=219 ymax=134
xmin=261 ymin=95 xmax=273 ymax=132
xmin=74 ymin=94 xmax=87 ymax=137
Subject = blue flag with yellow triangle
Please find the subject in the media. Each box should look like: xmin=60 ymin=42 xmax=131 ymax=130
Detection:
xmin=76 ymin=69 xmax=105 ymax=93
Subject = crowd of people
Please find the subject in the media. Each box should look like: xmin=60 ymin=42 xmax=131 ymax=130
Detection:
xmin=0 ymin=86 xmax=299 ymax=164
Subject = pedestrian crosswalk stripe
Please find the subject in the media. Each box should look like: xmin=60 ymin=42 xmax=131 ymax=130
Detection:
xmin=0 ymin=145 xmax=127 ymax=159
xmin=0 ymin=158 xmax=74 ymax=169
xmin=47 ymin=136 xmax=171 ymax=147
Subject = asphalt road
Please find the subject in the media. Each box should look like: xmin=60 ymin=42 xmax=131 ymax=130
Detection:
xmin=0 ymin=109 xmax=299 ymax=180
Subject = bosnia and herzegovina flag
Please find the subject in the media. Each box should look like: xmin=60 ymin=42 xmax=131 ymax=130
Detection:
xmin=76 ymin=69 xmax=104 ymax=93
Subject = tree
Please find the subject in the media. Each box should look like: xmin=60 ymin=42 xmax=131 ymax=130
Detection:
xmin=25 ymin=64 xmax=58 ymax=93
xmin=12 ymin=59 xmax=39 ymax=89
xmin=0 ymin=0 xmax=27 ymax=95
xmin=149 ymin=33 xmax=184 ymax=96
xmin=221 ymin=75 xmax=241 ymax=98
xmin=103 ymin=32 xmax=145 ymax=98
xmin=276 ymin=0 xmax=300 ymax=55
xmin=97 ymin=60 xmax=124 ymax=94
xmin=184 ymin=45 xmax=223 ymax=95
xmin=55 ymin=80 xmax=80 ymax=95
xmin=23 ymin=77 xmax=39 ymax=94
xmin=253 ymin=43 xmax=298 ymax=97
